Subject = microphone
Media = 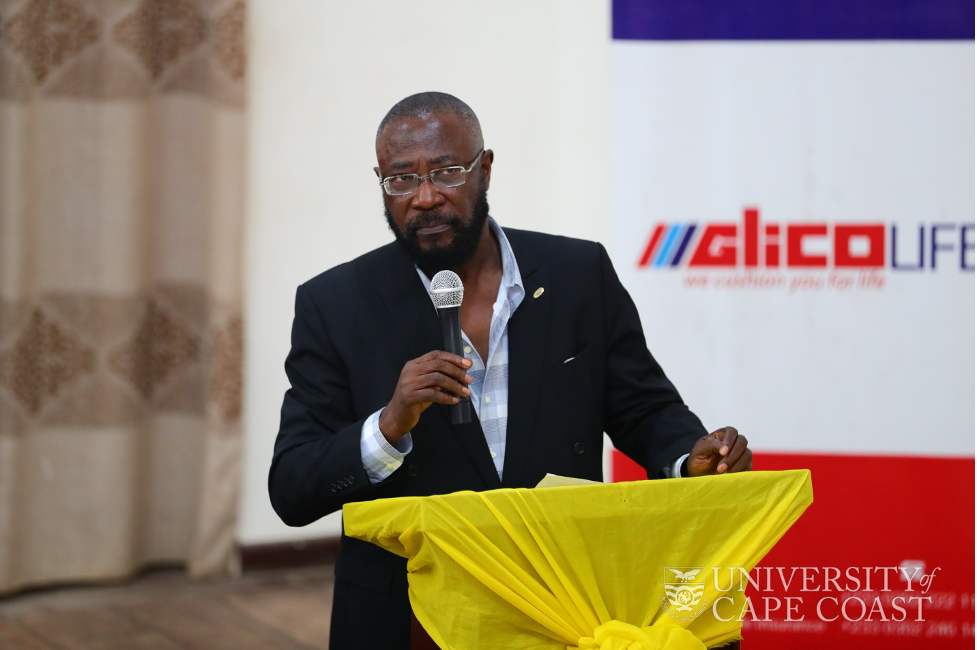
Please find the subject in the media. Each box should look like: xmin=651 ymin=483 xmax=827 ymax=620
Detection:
xmin=430 ymin=270 xmax=472 ymax=425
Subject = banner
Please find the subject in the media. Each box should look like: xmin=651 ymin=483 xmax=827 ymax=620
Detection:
xmin=609 ymin=1 xmax=975 ymax=648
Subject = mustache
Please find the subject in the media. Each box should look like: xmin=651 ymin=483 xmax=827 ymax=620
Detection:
xmin=405 ymin=211 xmax=464 ymax=235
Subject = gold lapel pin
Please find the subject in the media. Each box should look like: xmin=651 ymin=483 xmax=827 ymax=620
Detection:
xmin=533 ymin=287 xmax=545 ymax=299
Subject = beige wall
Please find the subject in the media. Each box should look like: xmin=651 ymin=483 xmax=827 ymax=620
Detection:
xmin=241 ymin=1 xmax=612 ymax=543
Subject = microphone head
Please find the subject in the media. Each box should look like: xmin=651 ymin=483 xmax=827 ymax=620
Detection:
xmin=430 ymin=270 xmax=464 ymax=309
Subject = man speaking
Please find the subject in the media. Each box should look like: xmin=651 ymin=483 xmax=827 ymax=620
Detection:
xmin=269 ymin=92 xmax=752 ymax=648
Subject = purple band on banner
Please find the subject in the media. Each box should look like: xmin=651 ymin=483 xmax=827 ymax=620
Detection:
xmin=612 ymin=0 xmax=975 ymax=41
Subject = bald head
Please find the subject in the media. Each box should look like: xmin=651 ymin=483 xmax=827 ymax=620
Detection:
xmin=376 ymin=92 xmax=484 ymax=151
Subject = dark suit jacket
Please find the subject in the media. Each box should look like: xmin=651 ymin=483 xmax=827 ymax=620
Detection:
xmin=268 ymin=228 xmax=706 ymax=649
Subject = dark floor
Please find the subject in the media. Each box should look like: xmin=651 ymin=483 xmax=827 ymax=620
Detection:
xmin=0 ymin=565 xmax=335 ymax=650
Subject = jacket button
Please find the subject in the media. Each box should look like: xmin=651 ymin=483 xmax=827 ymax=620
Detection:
xmin=572 ymin=442 xmax=585 ymax=455
xmin=407 ymin=464 xmax=420 ymax=477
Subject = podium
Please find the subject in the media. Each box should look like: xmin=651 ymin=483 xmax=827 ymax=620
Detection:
xmin=345 ymin=470 xmax=812 ymax=649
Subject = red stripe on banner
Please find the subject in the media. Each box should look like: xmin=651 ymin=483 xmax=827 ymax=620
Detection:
xmin=610 ymin=449 xmax=976 ymax=649
xmin=637 ymin=224 xmax=665 ymax=267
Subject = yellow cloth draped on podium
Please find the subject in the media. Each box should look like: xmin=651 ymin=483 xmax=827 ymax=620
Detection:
xmin=344 ymin=470 xmax=813 ymax=650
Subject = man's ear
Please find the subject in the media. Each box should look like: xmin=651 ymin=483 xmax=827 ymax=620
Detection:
xmin=481 ymin=149 xmax=494 ymax=190
xmin=373 ymin=166 xmax=381 ymax=178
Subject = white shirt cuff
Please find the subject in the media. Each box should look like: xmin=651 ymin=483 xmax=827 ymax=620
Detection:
xmin=360 ymin=408 xmax=413 ymax=484
xmin=661 ymin=453 xmax=690 ymax=478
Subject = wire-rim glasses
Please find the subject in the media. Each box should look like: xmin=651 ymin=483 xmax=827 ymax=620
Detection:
xmin=379 ymin=149 xmax=484 ymax=196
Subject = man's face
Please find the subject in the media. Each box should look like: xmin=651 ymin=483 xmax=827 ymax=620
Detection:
xmin=375 ymin=111 xmax=492 ymax=275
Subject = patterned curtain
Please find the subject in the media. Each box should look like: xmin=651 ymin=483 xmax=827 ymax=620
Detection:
xmin=0 ymin=0 xmax=246 ymax=593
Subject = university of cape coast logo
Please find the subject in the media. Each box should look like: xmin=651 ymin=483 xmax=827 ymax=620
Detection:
xmin=661 ymin=567 xmax=708 ymax=622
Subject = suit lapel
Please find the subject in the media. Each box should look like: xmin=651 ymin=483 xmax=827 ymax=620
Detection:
xmin=501 ymin=231 xmax=551 ymax=488
xmin=445 ymin=413 xmax=501 ymax=489
xmin=378 ymin=284 xmax=440 ymax=364
xmin=375 ymin=245 xmax=502 ymax=490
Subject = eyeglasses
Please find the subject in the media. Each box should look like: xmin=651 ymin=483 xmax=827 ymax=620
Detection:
xmin=379 ymin=149 xmax=484 ymax=196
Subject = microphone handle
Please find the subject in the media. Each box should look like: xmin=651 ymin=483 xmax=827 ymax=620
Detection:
xmin=437 ymin=305 xmax=472 ymax=424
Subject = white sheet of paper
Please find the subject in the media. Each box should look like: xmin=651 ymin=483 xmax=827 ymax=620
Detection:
xmin=535 ymin=473 xmax=601 ymax=488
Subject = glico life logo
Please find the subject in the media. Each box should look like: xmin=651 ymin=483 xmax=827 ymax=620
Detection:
xmin=637 ymin=208 xmax=975 ymax=272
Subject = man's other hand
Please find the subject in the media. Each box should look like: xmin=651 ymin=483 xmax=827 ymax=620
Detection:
xmin=686 ymin=426 xmax=752 ymax=476
xmin=379 ymin=351 xmax=473 ymax=445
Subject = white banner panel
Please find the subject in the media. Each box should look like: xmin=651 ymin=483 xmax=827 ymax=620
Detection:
xmin=611 ymin=42 xmax=974 ymax=457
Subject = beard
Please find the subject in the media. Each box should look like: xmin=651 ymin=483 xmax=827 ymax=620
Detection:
xmin=384 ymin=176 xmax=490 ymax=277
